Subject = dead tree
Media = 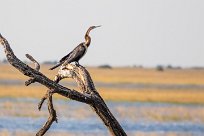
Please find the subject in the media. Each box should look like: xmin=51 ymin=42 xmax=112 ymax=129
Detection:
xmin=0 ymin=34 xmax=127 ymax=136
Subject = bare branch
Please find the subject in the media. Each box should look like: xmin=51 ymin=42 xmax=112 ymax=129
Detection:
xmin=36 ymin=90 xmax=58 ymax=136
xmin=25 ymin=78 xmax=36 ymax=86
xmin=54 ymin=64 xmax=127 ymax=136
xmin=38 ymin=93 xmax=47 ymax=111
xmin=56 ymin=65 xmax=86 ymax=92
xmin=0 ymin=34 xmax=92 ymax=104
xmin=24 ymin=54 xmax=40 ymax=86
xmin=25 ymin=54 xmax=40 ymax=71
xmin=0 ymin=34 xmax=127 ymax=136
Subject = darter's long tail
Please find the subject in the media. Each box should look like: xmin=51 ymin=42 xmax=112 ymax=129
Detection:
xmin=49 ymin=62 xmax=63 ymax=70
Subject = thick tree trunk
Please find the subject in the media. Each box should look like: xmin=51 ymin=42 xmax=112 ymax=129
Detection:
xmin=0 ymin=34 xmax=127 ymax=136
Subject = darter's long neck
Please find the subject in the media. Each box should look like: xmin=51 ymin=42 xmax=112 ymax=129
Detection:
xmin=84 ymin=29 xmax=92 ymax=47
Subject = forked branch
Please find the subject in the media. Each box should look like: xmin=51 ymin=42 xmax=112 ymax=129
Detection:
xmin=0 ymin=34 xmax=127 ymax=136
xmin=25 ymin=53 xmax=57 ymax=135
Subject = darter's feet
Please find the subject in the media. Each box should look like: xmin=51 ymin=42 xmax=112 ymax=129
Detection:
xmin=75 ymin=62 xmax=80 ymax=66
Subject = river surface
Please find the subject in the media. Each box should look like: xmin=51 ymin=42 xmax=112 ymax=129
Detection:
xmin=0 ymin=98 xmax=203 ymax=136
xmin=1 ymin=79 xmax=204 ymax=90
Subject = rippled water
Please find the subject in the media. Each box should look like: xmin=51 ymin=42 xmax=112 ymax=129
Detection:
xmin=0 ymin=98 xmax=204 ymax=136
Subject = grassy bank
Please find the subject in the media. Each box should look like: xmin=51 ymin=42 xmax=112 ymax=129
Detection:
xmin=0 ymin=85 xmax=204 ymax=104
xmin=0 ymin=64 xmax=204 ymax=104
xmin=1 ymin=64 xmax=204 ymax=85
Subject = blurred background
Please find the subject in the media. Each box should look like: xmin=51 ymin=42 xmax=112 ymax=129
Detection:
xmin=0 ymin=0 xmax=204 ymax=136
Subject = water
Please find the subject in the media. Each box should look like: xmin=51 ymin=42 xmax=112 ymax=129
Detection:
xmin=0 ymin=98 xmax=204 ymax=136
xmin=1 ymin=79 xmax=204 ymax=90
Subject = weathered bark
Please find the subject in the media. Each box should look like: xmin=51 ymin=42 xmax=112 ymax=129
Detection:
xmin=25 ymin=53 xmax=58 ymax=135
xmin=36 ymin=90 xmax=58 ymax=136
xmin=0 ymin=33 xmax=127 ymax=136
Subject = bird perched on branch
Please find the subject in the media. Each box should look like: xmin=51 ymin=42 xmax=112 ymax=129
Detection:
xmin=49 ymin=25 xmax=101 ymax=70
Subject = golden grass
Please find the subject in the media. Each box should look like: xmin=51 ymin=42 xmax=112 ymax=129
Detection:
xmin=89 ymin=67 xmax=204 ymax=85
xmin=98 ymin=88 xmax=204 ymax=104
xmin=0 ymin=64 xmax=56 ymax=80
xmin=1 ymin=64 xmax=204 ymax=85
xmin=0 ymin=85 xmax=63 ymax=99
xmin=1 ymin=64 xmax=204 ymax=103
xmin=0 ymin=85 xmax=44 ymax=98
xmin=0 ymin=85 xmax=204 ymax=104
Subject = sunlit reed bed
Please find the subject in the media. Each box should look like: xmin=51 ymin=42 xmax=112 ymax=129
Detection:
xmin=0 ymin=85 xmax=204 ymax=104
xmin=1 ymin=64 xmax=204 ymax=104
xmin=1 ymin=64 xmax=204 ymax=85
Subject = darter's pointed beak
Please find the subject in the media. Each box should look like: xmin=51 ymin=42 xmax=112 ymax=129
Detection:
xmin=94 ymin=25 xmax=101 ymax=28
